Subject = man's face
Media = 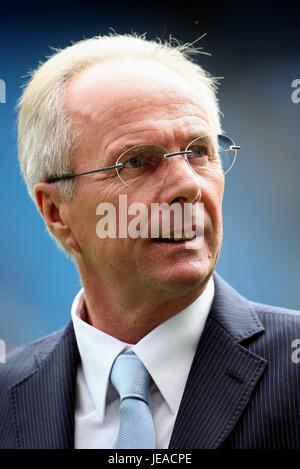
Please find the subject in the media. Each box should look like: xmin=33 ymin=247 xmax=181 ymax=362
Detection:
xmin=64 ymin=59 xmax=224 ymax=300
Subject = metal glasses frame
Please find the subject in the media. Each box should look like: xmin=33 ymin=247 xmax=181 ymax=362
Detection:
xmin=46 ymin=134 xmax=241 ymax=183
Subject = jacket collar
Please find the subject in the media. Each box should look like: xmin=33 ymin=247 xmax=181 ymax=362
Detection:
xmin=209 ymin=272 xmax=265 ymax=342
xmin=168 ymin=272 xmax=268 ymax=448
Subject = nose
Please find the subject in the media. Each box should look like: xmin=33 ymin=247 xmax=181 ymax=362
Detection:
xmin=162 ymin=152 xmax=202 ymax=204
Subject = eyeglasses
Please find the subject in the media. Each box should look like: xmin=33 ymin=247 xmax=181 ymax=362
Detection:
xmin=47 ymin=134 xmax=241 ymax=189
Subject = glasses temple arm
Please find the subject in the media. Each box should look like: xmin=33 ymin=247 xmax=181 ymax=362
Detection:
xmin=47 ymin=163 xmax=123 ymax=183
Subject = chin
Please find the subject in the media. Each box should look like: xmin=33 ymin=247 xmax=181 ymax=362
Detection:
xmin=155 ymin=259 xmax=213 ymax=293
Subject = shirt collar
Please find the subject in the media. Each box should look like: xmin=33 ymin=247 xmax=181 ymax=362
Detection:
xmin=71 ymin=276 xmax=214 ymax=421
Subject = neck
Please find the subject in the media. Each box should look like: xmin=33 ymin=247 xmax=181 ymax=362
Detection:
xmin=77 ymin=267 xmax=211 ymax=344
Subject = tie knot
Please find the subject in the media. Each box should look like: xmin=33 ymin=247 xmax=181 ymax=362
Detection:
xmin=110 ymin=352 xmax=151 ymax=403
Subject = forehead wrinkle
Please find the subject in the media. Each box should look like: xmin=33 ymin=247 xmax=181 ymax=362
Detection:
xmin=104 ymin=113 xmax=210 ymax=144
xmin=99 ymin=100 xmax=211 ymax=150
xmin=68 ymin=83 xmax=212 ymax=166
xmin=101 ymin=115 xmax=212 ymax=162
xmin=105 ymin=98 xmax=206 ymax=125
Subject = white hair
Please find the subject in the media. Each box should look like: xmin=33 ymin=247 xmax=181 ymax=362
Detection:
xmin=17 ymin=32 xmax=222 ymax=253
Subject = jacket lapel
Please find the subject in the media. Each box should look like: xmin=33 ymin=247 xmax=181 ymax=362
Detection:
xmin=10 ymin=322 xmax=79 ymax=448
xmin=169 ymin=273 xmax=268 ymax=449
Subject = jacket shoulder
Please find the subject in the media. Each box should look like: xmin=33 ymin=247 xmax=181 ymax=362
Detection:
xmin=250 ymin=300 xmax=300 ymax=326
xmin=0 ymin=323 xmax=74 ymax=449
xmin=247 ymin=301 xmax=300 ymax=365
xmin=0 ymin=324 xmax=72 ymax=389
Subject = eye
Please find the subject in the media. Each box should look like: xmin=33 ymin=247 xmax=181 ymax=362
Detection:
xmin=120 ymin=146 xmax=162 ymax=171
xmin=189 ymin=145 xmax=207 ymax=158
xmin=124 ymin=155 xmax=144 ymax=168
xmin=185 ymin=135 xmax=217 ymax=163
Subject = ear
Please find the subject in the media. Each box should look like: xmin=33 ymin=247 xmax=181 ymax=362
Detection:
xmin=35 ymin=182 xmax=81 ymax=254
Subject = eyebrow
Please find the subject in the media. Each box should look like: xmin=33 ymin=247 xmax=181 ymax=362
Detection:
xmin=188 ymin=132 xmax=213 ymax=141
xmin=105 ymin=132 xmax=215 ymax=162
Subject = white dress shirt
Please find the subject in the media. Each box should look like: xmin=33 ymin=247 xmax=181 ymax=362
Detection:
xmin=71 ymin=276 xmax=214 ymax=449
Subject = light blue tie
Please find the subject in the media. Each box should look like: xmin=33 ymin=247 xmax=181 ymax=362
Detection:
xmin=110 ymin=351 xmax=156 ymax=449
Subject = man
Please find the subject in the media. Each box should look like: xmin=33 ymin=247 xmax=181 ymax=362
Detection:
xmin=0 ymin=33 xmax=299 ymax=449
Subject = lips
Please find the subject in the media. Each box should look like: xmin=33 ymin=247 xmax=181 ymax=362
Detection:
xmin=151 ymin=227 xmax=203 ymax=242
xmin=152 ymin=234 xmax=194 ymax=242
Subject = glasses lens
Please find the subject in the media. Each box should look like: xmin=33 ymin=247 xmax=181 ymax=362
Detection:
xmin=185 ymin=135 xmax=218 ymax=175
xmin=185 ymin=134 xmax=237 ymax=176
xmin=217 ymin=135 xmax=238 ymax=175
xmin=116 ymin=145 xmax=168 ymax=188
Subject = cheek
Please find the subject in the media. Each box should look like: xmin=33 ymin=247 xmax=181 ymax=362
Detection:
xmin=203 ymin=180 xmax=224 ymax=238
xmin=94 ymin=191 xmax=140 ymax=258
xmin=68 ymin=191 xmax=103 ymax=253
xmin=211 ymin=175 xmax=224 ymax=211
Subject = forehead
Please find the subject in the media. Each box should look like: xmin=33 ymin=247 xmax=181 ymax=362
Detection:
xmin=65 ymin=59 xmax=214 ymax=158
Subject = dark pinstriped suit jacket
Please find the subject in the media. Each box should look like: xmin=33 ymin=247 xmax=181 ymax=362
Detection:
xmin=1 ymin=273 xmax=300 ymax=449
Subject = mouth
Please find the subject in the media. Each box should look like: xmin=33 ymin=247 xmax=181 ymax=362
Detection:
xmin=151 ymin=229 xmax=203 ymax=243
